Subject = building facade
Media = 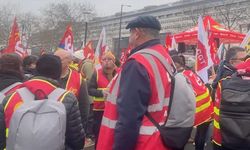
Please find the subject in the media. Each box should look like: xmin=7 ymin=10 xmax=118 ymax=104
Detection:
xmin=87 ymin=0 xmax=250 ymax=57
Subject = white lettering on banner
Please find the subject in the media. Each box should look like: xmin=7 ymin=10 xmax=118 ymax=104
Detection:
xmin=190 ymin=71 xmax=203 ymax=86
xmin=197 ymin=48 xmax=206 ymax=65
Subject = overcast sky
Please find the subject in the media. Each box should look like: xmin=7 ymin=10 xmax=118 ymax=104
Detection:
xmin=0 ymin=0 xmax=179 ymax=17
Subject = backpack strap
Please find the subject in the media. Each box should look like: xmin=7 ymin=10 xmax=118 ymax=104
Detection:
xmin=48 ymin=88 xmax=66 ymax=101
xmin=17 ymin=87 xmax=35 ymax=103
xmin=17 ymin=88 xmax=66 ymax=103
xmin=0 ymin=82 xmax=22 ymax=94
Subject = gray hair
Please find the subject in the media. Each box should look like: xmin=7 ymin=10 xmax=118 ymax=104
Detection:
xmin=140 ymin=28 xmax=160 ymax=39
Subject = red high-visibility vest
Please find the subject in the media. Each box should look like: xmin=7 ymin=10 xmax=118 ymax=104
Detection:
xmin=97 ymin=46 xmax=172 ymax=150
xmin=213 ymin=81 xmax=222 ymax=146
xmin=182 ymin=70 xmax=213 ymax=126
xmin=65 ymin=68 xmax=82 ymax=97
xmin=93 ymin=68 xmax=109 ymax=111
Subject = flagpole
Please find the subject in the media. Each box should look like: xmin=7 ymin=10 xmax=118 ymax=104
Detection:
xmin=118 ymin=4 xmax=131 ymax=57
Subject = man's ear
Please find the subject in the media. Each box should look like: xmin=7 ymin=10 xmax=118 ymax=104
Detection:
xmin=134 ymin=28 xmax=142 ymax=40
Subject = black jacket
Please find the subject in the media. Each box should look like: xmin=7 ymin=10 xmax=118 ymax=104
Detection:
xmin=0 ymin=76 xmax=85 ymax=150
xmin=211 ymin=61 xmax=236 ymax=101
xmin=87 ymin=70 xmax=104 ymax=98
xmin=59 ymin=70 xmax=90 ymax=131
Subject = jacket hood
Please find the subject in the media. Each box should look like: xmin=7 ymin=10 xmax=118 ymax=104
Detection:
xmin=21 ymin=76 xmax=60 ymax=99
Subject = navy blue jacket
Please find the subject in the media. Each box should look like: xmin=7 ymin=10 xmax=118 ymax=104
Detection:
xmin=113 ymin=39 xmax=161 ymax=150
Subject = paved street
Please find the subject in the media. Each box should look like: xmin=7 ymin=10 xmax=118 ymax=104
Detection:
xmin=85 ymin=125 xmax=214 ymax=150
xmin=85 ymin=142 xmax=212 ymax=150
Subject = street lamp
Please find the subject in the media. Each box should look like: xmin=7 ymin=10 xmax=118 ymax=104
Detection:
xmin=118 ymin=4 xmax=131 ymax=56
xmin=83 ymin=11 xmax=91 ymax=46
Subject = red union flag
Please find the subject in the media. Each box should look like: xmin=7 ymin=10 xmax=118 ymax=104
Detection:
xmin=165 ymin=34 xmax=172 ymax=52
xmin=2 ymin=18 xmax=26 ymax=57
xmin=208 ymin=33 xmax=220 ymax=65
xmin=95 ymin=27 xmax=108 ymax=59
xmin=83 ymin=41 xmax=94 ymax=60
xmin=95 ymin=27 xmax=108 ymax=69
xmin=58 ymin=25 xmax=74 ymax=53
xmin=196 ymin=16 xmax=213 ymax=83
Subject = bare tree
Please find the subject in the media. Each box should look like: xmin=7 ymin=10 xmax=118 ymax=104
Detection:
xmin=215 ymin=0 xmax=246 ymax=30
xmin=0 ymin=5 xmax=16 ymax=48
xmin=38 ymin=1 xmax=96 ymax=51
xmin=18 ymin=13 xmax=40 ymax=49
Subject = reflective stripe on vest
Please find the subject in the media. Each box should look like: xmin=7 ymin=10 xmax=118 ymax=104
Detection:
xmin=102 ymin=116 xmax=163 ymax=135
xmin=213 ymin=82 xmax=222 ymax=146
xmin=196 ymin=89 xmax=209 ymax=102
xmin=196 ymin=90 xmax=211 ymax=113
xmin=107 ymin=54 xmax=170 ymax=113
xmin=103 ymin=52 xmax=169 ymax=127
xmin=93 ymin=69 xmax=110 ymax=111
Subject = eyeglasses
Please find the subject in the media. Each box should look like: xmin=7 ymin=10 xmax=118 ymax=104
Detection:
xmin=102 ymin=58 xmax=113 ymax=62
xmin=231 ymin=57 xmax=245 ymax=62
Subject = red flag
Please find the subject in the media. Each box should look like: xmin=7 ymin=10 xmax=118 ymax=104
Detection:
xmin=165 ymin=34 xmax=172 ymax=52
xmin=2 ymin=18 xmax=26 ymax=57
xmin=196 ymin=16 xmax=213 ymax=83
xmin=95 ymin=27 xmax=108 ymax=59
xmin=58 ymin=25 xmax=74 ymax=53
xmin=120 ymin=46 xmax=131 ymax=65
xmin=94 ymin=27 xmax=108 ymax=69
xmin=208 ymin=33 xmax=220 ymax=65
xmin=83 ymin=41 xmax=94 ymax=60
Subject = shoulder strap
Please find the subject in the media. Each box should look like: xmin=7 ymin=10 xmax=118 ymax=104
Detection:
xmin=0 ymin=82 xmax=22 ymax=94
xmin=48 ymin=88 xmax=66 ymax=102
xmin=17 ymin=87 xmax=35 ymax=103
xmin=135 ymin=49 xmax=176 ymax=126
xmin=17 ymin=88 xmax=66 ymax=103
xmin=0 ymin=93 xmax=6 ymax=103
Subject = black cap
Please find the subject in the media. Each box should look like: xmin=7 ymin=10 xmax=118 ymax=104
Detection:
xmin=126 ymin=16 xmax=161 ymax=30
xmin=36 ymin=54 xmax=62 ymax=80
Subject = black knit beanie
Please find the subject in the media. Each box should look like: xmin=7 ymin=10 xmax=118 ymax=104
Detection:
xmin=36 ymin=54 xmax=62 ymax=80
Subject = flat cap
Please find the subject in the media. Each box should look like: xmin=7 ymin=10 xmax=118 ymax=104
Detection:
xmin=126 ymin=16 xmax=161 ymax=30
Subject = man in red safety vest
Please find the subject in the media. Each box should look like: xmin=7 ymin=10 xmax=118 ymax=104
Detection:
xmin=97 ymin=16 xmax=174 ymax=150
xmin=54 ymin=50 xmax=90 ymax=132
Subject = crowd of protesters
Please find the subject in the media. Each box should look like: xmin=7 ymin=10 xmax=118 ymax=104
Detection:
xmin=0 ymin=15 xmax=249 ymax=150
